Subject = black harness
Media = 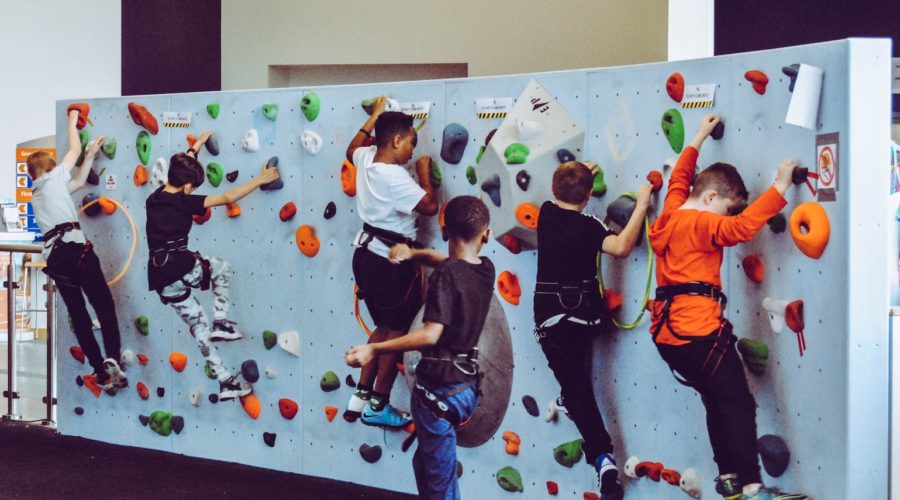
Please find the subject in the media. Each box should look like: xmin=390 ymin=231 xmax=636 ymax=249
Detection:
xmin=533 ymin=279 xmax=606 ymax=339
xmin=42 ymin=222 xmax=91 ymax=288
xmin=43 ymin=221 xmax=81 ymax=242
xmin=413 ymin=347 xmax=481 ymax=427
xmin=359 ymin=223 xmax=423 ymax=251
xmin=150 ymin=238 xmax=211 ymax=304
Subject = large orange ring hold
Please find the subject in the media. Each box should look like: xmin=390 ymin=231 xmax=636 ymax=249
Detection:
xmin=76 ymin=196 xmax=138 ymax=286
xmin=789 ymin=202 xmax=830 ymax=259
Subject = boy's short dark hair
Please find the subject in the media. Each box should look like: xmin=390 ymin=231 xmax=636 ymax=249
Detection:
xmin=691 ymin=162 xmax=749 ymax=201
xmin=168 ymin=153 xmax=205 ymax=188
xmin=552 ymin=161 xmax=593 ymax=204
xmin=444 ymin=195 xmax=490 ymax=241
xmin=374 ymin=111 xmax=415 ymax=148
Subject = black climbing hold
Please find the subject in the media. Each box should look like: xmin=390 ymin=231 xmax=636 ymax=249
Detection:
xmin=156 ymin=387 xmax=165 ymax=398
xmin=206 ymin=135 xmax=220 ymax=156
xmin=260 ymin=156 xmax=284 ymax=191
xmin=456 ymin=461 xmax=463 ymax=478
xmin=521 ymin=395 xmax=539 ymax=417
xmin=208 ymin=394 xmax=219 ymax=404
xmin=484 ymin=129 xmax=497 ymax=146
xmin=75 ymin=375 xmax=84 ymax=386
xmin=241 ymin=360 xmax=260 ymax=383
xmin=515 ymin=170 xmax=531 ymax=191
xmin=557 ymin=148 xmax=575 ymax=163
xmin=758 ymin=434 xmax=790 ymax=477
xmin=767 ymin=213 xmax=787 ymax=234
xmin=74 ymin=407 xmax=84 ymax=415
xmin=226 ymin=170 xmax=239 ymax=183
xmin=87 ymin=168 xmax=100 ymax=186
xmin=606 ymin=195 xmax=637 ymax=228
xmin=782 ymin=64 xmax=800 ymax=92
xmin=359 ymin=443 xmax=382 ymax=463
xmin=791 ymin=166 xmax=809 ymax=185
xmin=139 ymin=414 xmax=150 ymax=426
xmin=81 ymin=194 xmax=101 ymax=217
xmin=324 ymin=201 xmax=337 ymax=220
xmin=345 ymin=374 xmax=356 ymax=388
xmin=263 ymin=432 xmax=277 ymax=447
xmin=171 ymin=416 xmax=185 ymax=435
xmin=710 ymin=121 xmax=725 ymax=141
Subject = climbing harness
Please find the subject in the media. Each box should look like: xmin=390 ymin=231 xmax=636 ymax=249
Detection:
xmin=70 ymin=196 xmax=138 ymax=287
xmin=150 ymin=239 xmax=212 ymax=305
xmin=533 ymin=279 xmax=606 ymax=340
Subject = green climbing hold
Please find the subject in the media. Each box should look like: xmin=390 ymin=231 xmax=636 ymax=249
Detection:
xmin=148 ymin=410 xmax=173 ymax=437
xmin=737 ymin=338 xmax=769 ymax=375
xmin=429 ymin=159 xmax=442 ymax=188
xmin=101 ymin=138 xmax=117 ymax=160
xmin=661 ymin=109 xmax=685 ymax=153
xmin=320 ymin=371 xmax=340 ymax=392
xmin=136 ymin=130 xmax=151 ymax=165
xmin=262 ymin=104 xmax=278 ymax=121
xmin=553 ymin=438 xmax=585 ymax=468
xmin=207 ymin=103 xmax=220 ymax=119
xmin=360 ymin=97 xmax=378 ymax=115
xmin=592 ymin=166 xmax=607 ymax=197
xmin=504 ymin=143 xmax=529 ymax=165
xmin=75 ymin=130 xmax=90 ymax=167
xmin=475 ymin=146 xmax=486 ymax=165
xmin=496 ymin=466 xmax=524 ymax=493
xmin=134 ymin=315 xmax=149 ymax=336
xmin=263 ymin=330 xmax=277 ymax=350
xmin=204 ymin=360 xmax=216 ymax=380
xmin=206 ymin=162 xmax=223 ymax=187
xmin=466 ymin=166 xmax=477 ymax=185
xmin=300 ymin=93 xmax=320 ymax=122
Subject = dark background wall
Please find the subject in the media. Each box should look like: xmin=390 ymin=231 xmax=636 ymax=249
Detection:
xmin=122 ymin=0 xmax=221 ymax=96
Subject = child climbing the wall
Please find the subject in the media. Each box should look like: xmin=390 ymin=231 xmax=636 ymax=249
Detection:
xmin=28 ymin=109 xmax=128 ymax=393
xmin=649 ymin=114 xmax=807 ymax=500
xmin=343 ymin=97 xmax=438 ymax=428
xmin=533 ymin=161 xmax=652 ymax=500
xmin=145 ymin=132 xmax=279 ymax=401
xmin=345 ymin=195 xmax=493 ymax=499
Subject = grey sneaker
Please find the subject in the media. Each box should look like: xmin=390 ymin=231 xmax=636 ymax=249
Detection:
xmin=219 ymin=375 xmax=252 ymax=401
xmin=210 ymin=319 xmax=244 ymax=342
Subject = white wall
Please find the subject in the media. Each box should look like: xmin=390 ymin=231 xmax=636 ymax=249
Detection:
xmin=0 ymin=0 xmax=121 ymax=201
xmin=668 ymin=0 xmax=714 ymax=60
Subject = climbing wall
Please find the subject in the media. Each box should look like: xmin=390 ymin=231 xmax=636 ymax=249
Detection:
xmin=54 ymin=39 xmax=890 ymax=499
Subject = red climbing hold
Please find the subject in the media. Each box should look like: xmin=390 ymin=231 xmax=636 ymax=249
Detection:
xmin=136 ymin=381 xmax=150 ymax=400
xmin=605 ymin=290 xmax=623 ymax=311
xmin=500 ymin=234 xmax=521 ymax=255
xmin=83 ymin=374 xmax=102 ymax=398
xmin=636 ymin=461 xmax=663 ymax=481
xmin=226 ymin=202 xmax=241 ymax=218
xmin=497 ymin=271 xmax=521 ymax=305
xmin=661 ymin=468 xmax=682 ymax=485
xmin=127 ymin=102 xmax=159 ymax=134
xmin=583 ymin=493 xmax=601 ymax=500
xmin=137 ymin=353 xmax=149 ymax=366
xmin=279 ymin=202 xmax=297 ymax=222
xmin=666 ymin=73 xmax=685 ymax=102
xmin=647 ymin=170 xmax=664 ymax=193
xmin=744 ymin=70 xmax=769 ymax=95
xmin=786 ymin=300 xmax=804 ymax=333
xmin=546 ymin=481 xmax=559 ymax=495
xmin=193 ymin=207 xmax=212 ymax=225
xmin=69 ymin=346 xmax=85 ymax=364
xmin=324 ymin=405 xmax=338 ymax=422
xmin=67 ymin=103 xmax=92 ymax=129
xmin=341 ymin=160 xmax=357 ymax=197
xmin=279 ymin=398 xmax=299 ymax=420
xmin=742 ymin=254 xmax=765 ymax=283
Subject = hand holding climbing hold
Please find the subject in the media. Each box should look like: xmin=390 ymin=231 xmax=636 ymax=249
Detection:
xmin=324 ymin=201 xmax=337 ymax=219
xmin=427 ymin=158 xmax=442 ymax=188
xmin=128 ymin=102 xmax=158 ymax=134
xmin=169 ymin=352 xmax=187 ymax=372
xmin=136 ymin=131 xmax=152 ymax=165
xmin=521 ymin=395 xmax=539 ymax=417
xmin=359 ymin=443 xmax=383 ymax=463
xmin=240 ymin=394 xmax=261 ymax=420
xmin=295 ymin=225 xmax=320 ymax=257
xmin=782 ymin=64 xmax=801 ymax=92
xmin=502 ymin=431 xmax=521 ymax=455
xmin=260 ymin=156 xmax=284 ymax=191
xmin=341 ymin=160 xmax=357 ymax=197
xmin=515 ymin=170 xmax=531 ymax=191
xmin=666 ymin=72 xmax=685 ymax=102
xmin=262 ymin=104 xmax=278 ymax=121
xmin=465 ymin=165 xmax=477 ymax=185
xmin=206 ymin=103 xmax=220 ymax=119
xmin=150 ymin=157 xmax=168 ymax=189
xmin=278 ymin=398 xmax=299 ymax=420
xmin=680 ymin=468 xmax=702 ymax=499
xmin=101 ymin=138 xmax=117 ymax=160
xmin=744 ymin=70 xmax=769 ymax=95
xmin=134 ymin=315 xmax=149 ymax=336
xmin=242 ymin=129 xmax=259 ymax=152
xmin=606 ymin=195 xmax=638 ymax=229
xmin=553 ymin=438 xmax=585 ymax=467
xmin=70 ymin=346 xmax=85 ymax=364
xmin=504 ymin=143 xmax=530 ymax=164
xmin=148 ymin=410 xmax=173 ymax=436
xmin=741 ymin=254 xmax=765 ymax=283
xmin=300 ymin=93 xmax=320 ymax=121
xmin=710 ymin=121 xmax=725 ymax=140
xmin=591 ymin=166 xmax=607 ymax=197
xmin=497 ymin=271 xmax=521 ymax=305
xmin=789 ymin=202 xmax=830 ymax=259
xmin=189 ymin=389 xmax=202 ymax=407
xmin=767 ymin=213 xmax=787 ymax=234
xmin=241 ymin=360 xmax=260 ymax=383
xmin=791 ymin=166 xmax=809 ymax=186
xmin=320 ymin=371 xmax=340 ymax=392
xmin=75 ymin=130 xmax=90 ymax=167
xmin=226 ymin=203 xmax=241 ymax=218
xmin=758 ymin=435 xmax=790 ymax=477
xmin=300 ymin=130 xmax=323 ymax=155
xmin=481 ymin=174 xmax=502 ymax=207
xmin=440 ymin=123 xmax=468 ymax=164
xmin=515 ymin=203 xmax=539 ymax=230
xmin=496 ymin=466 xmax=524 ymax=492
xmin=206 ymin=163 xmax=223 ymax=187
xmin=324 ymin=405 xmax=338 ymax=422
xmin=279 ymin=202 xmax=297 ymax=222
xmin=133 ymin=165 xmax=148 ymax=186
xmin=516 ymin=120 xmax=543 ymax=142
xmin=278 ymin=331 xmax=300 ymax=357
xmin=192 ymin=207 xmax=212 ymax=225
xmin=737 ymin=337 xmax=769 ymax=375
xmin=136 ymin=381 xmax=149 ymax=400
xmin=206 ymin=135 xmax=219 ymax=156
xmin=661 ymin=109 xmax=685 ymax=153
xmin=647 ymin=170 xmax=664 ymax=193
xmin=67 ymin=103 xmax=92 ymax=129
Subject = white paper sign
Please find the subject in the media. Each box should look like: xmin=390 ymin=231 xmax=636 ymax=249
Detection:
xmin=104 ymin=174 xmax=117 ymax=190
xmin=785 ymin=64 xmax=824 ymax=130
xmin=162 ymin=111 xmax=192 ymax=128
xmin=475 ymin=97 xmax=513 ymax=118
xmin=681 ymin=84 xmax=716 ymax=108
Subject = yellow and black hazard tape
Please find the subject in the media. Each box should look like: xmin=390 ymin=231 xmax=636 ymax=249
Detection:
xmin=408 ymin=112 xmax=429 ymax=119
xmin=477 ymin=112 xmax=508 ymax=119
xmin=681 ymin=101 xmax=714 ymax=109
xmin=163 ymin=122 xmax=191 ymax=128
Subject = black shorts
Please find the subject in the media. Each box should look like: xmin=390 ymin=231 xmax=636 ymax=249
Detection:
xmin=352 ymin=247 xmax=423 ymax=331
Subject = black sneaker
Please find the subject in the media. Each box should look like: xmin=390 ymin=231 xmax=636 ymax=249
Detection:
xmin=210 ymin=319 xmax=244 ymax=342
xmin=219 ymin=375 xmax=252 ymax=401
xmin=596 ymin=453 xmax=624 ymax=500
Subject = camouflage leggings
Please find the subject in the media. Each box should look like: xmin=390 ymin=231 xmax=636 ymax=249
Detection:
xmin=159 ymin=255 xmax=232 ymax=381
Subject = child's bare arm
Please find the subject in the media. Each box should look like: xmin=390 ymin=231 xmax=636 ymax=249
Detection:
xmin=602 ymin=183 xmax=652 ymax=256
xmin=204 ymin=163 xmax=279 ymax=208
xmin=413 ymin=156 xmax=439 ymax=215
xmin=688 ymin=114 xmax=720 ymax=151
xmin=389 ymin=244 xmax=447 ymax=266
xmin=346 ymin=97 xmax=385 ymax=162
xmin=60 ymin=111 xmax=82 ymax=168
xmin=67 ymin=136 xmax=104 ymax=193
xmin=344 ymin=322 xmax=444 ymax=367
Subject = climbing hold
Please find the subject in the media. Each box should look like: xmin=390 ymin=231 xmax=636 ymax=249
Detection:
xmin=320 ymin=371 xmax=340 ymax=392
xmin=300 ymin=130 xmax=323 ymax=155
xmin=785 ymin=300 xmax=804 ymax=334
xmin=279 ymin=398 xmax=299 ymax=420
xmin=666 ymin=72 xmax=685 ymax=102
xmin=636 ymin=461 xmax=664 ymax=481
xmin=139 ymin=414 xmax=150 ymax=426
xmin=502 ymin=431 xmax=521 ymax=455
xmin=156 ymin=387 xmax=165 ymax=398
xmin=242 ymin=129 xmax=259 ymax=152
xmin=661 ymin=468 xmax=682 ymax=486
xmin=278 ymin=331 xmax=300 ymax=357
xmin=241 ymin=360 xmax=260 ymax=383
xmin=206 ymin=135 xmax=219 ymax=156
xmin=97 ymin=197 xmax=116 ymax=215
xmin=137 ymin=382 xmax=150 ymax=400
xmin=504 ymin=143 xmax=530 ymax=164
xmin=262 ymin=330 xmax=277 ymax=350
xmin=121 ymin=349 xmax=135 ymax=367
xmin=546 ymin=481 xmax=559 ymax=495
xmin=76 ymin=130 xmax=90 ymax=167
xmin=496 ymin=466 xmax=524 ymax=492
xmin=69 ymin=346 xmax=85 ymax=364
xmin=457 ymin=461 xmax=463 ymax=478
xmin=74 ymin=407 xmax=84 ymax=416
xmin=768 ymin=213 xmax=787 ymax=234
xmin=557 ymin=149 xmax=576 ymax=164
xmin=499 ymin=234 xmax=521 ymax=255
xmin=604 ymin=289 xmax=623 ymax=311
xmin=67 ymin=103 xmax=92 ymax=129
xmin=710 ymin=121 xmax=725 ymax=140
xmin=136 ymin=131 xmax=151 ymax=165
xmin=324 ymin=201 xmax=337 ymax=220
xmin=128 ymin=102 xmax=159 ymax=134
xmin=295 ymin=225 xmax=321 ymax=257
xmin=300 ymin=93 xmax=320 ymax=121
xmin=265 ymin=366 xmax=277 ymax=379
xmin=789 ymin=202 xmax=830 ymax=259
xmin=260 ymin=156 xmax=284 ymax=191
xmin=741 ymin=254 xmax=765 ymax=283
xmin=263 ymin=432 xmax=277 ymax=447
xmin=204 ymin=360 xmax=217 ymax=380
xmin=661 ymin=109 xmax=685 ymax=153
xmin=606 ymin=195 xmax=637 ymax=228
xmin=517 ymin=120 xmax=544 ymax=142
xmin=82 ymin=375 xmax=102 ymax=397
xmin=169 ymin=352 xmax=187 ymax=373
xmin=189 ymin=389 xmax=202 ymax=407
xmin=240 ymin=394 xmax=261 ymax=420
xmin=192 ymin=207 xmax=212 ymax=225
xmin=101 ymin=138 xmax=117 ymax=160
xmin=171 ymin=416 xmax=184 ymax=435
xmin=680 ymin=468 xmax=702 ymax=499
xmin=792 ymin=166 xmax=809 ymax=186
xmin=86 ymin=167 xmax=99 ymax=186
xmin=429 ymin=158 xmax=442 ymax=188
xmin=762 ymin=297 xmax=790 ymax=334
xmin=466 ymin=165 xmax=477 ymax=185
xmin=133 ymin=164 xmax=148 ymax=187
xmin=515 ymin=170 xmax=531 ymax=191
xmin=207 ymin=103 xmax=220 ymax=119
xmin=149 ymin=410 xmax=173 ymax=436
xmin=625 ymin=457 xmax=642 ymax=479
xmin=137 ymin=353 xmax=149 ymax=366
xmin=341 ymin=160 xmax=357 ymax=197
xmin=226 ymin=202 xmax=241 ymax=218
xmin=208 ymin=394 xmax=219 ymax=404
xmin=497 ymin=271 xmax=521 ymax=306
xmin=225 ymin=170 xmax=238 ymax=183
xmin=737 ymin=337 xmax=769 ymax=375
xmin=553 ymin=439 xmax=585 ymax=467
xmin=647 ymin=170 xmax=664 ymax=193
xmin=279 ymin=202 xmax=297 ymax=222
xmin=346 ymin=374 xmax=356 ymax=387
xmin=440 ymin=123 xmax=469 ymax=164
xmin=782 ymin=64 xmax=801 ymax=92
xmin=324 ymin=405 xmax=338 ymax=422
xmin=75 ymin=375 xmax=84 ymax=387
xmin=361 ymin=97 xmax=400 ymax=115
xmin=744 ymin=70 xmax=769 ymax=95
xmin=592 ymin=167 xmax=607 ymax=197
xmin=262 ymin=104 xmax=278 ymax=121
xmin=359 ymin=443 xmax=383 ymax=463
xmin=515 ymin=203 xmax=539 ymax=230
xmin=187 ymin=134 xmax=198 ymax=149
xmin=134 ymin=315 xmax=149 ymax=336
xmin=521 ymin=395 xmax=539 ymax=417
xmin=150 ymin=157 xmax=168 ymax=189
xmin=758 ymin=435 xmax=790 ymax=477
xmin=481 ymin=174 xmax=502 ymax=207
xmin=583 ymin=493 xmax=600 ymax=500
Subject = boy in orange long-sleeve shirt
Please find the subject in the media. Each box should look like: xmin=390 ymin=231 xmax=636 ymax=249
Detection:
xmin=648 ymin=115 xmax=807 ymax=500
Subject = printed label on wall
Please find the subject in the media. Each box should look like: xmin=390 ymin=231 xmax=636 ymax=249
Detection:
xmin=681 ymin=84 xmax=716 ymax=108
xmin=475 ymin=97 xmax=513 ymax=119
xmin=815 ymin=132 xmax=839 ymax=202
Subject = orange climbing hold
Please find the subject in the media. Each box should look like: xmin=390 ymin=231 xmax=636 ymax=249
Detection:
xmin=295 ymin=225 xmax=321 ymax=257
xmin=742 ymin=254 xmax=765 ymax=283
xmin=515 ymin=203 xmax=539 ymax=230
xmin=497 ymin=271 xmax=521 ymax=306
xmin=661 ymin=468 xmax=682 ymax=485
xmin=341 ymin=160 xmax=357 ymax=197
xmin=240 ymin=394 xmax=261 ymax=420
xmin=647 ymin=170 xmax=664 ymax=193
xmin=69 ymin=346 xmax=85 ymax=364
xmin=636 ymin=461 xmax=664 ymax=481
xmin=226 ymin=202 xmax=241 ymax=218
xmin=186 ymin=134 xmax=198 ymax=149
xmin=279 ymin=202 xmax=297 ymax=222
xmin=97 ymin=197 xmax=116 ymax=215
xmin=438 ymin=201 xmax=449 ymax=231
xmin=193 ymin=207 xmax=212 ymax=225
xmin=169 ymin=352 xmax=187 ymax=373
xmin=605 ymin=289 xmax=623 ymax=311
xmin=666 ymin=73 xmax=685 ymax=102
xmin=127 ymin=102 xmax=159 ymax=134
xmin=133 ymin=164 xmax=148 ymax=186
xmin=279 ymin=398 xmax=299 ymax=420
xmin=583 ymin=493 xmax=600 ymax=500
xmin=136 ymin=381 xmax=150 ymax=400
xmin=502 ymin=431 xmax=521 ymax=455
xmin=744 ymin=70 xmax=769 ymax=95
xmin=324 ymin=405 xmax=338 ymax=422
xmin=137 ymin=353 xmax=149 ymax=366
xmin=789 ymin=202 xmax=830 ymax=259
xmin=83 ymin=374 xmax=102 ymax=398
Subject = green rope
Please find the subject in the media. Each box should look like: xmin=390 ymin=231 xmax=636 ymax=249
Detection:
xmin=597 ymin=215 xmax=654 ymax=331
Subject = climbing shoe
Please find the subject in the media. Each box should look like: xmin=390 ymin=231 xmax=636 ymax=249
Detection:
xmin=218 ymin=375 xmax=252 ymax=401
xmin=361 ymin=403 xmax=412 ymax=429
xmin=210 ymin=319 xmax=244 ymax=342
xmin=101 ymin=358 xmax=129 ymax=393
xmin=741 ymin=487 xmax=809 ymax=500
xmin=344 ymin=390 xmax=370 ymax=422
xmin=715 ymin=475 xmax=743 ymax=500
xmin=596 ymin=453 xmax=624 ymax=500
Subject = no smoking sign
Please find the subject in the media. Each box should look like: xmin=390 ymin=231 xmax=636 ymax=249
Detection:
xmin=815 ymin=132 xmax=839 ymax=202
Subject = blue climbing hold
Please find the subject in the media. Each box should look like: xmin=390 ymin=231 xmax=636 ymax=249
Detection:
xmin=440 ymin=123 xmax=469 ymax=165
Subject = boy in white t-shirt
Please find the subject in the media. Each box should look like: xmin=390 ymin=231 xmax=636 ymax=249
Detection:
xmin=28 ymin=109 xmax=127 ymax=393
xmin=343 ymin=98 xmax=438 ymax=428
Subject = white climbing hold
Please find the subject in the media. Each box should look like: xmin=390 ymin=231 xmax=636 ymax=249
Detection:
xmin=385 ymin=98 xmax=401 ymax=112
xmin=300 ymin=130 xmax=323 ymax=155
xmin=189 ymin=389 xmax=202 ymax=407
xmin=544 ymin=398 xmax=568 ymax=422
xmin=762 ymin=297 xmax=790 ymax=334
xmin=242 ymin=129 xmax=259 ymax=152
xmin=278 ymin=330 xmax=300 ymax=358
xmin=516 ymin=120 xmax=544 ymax=142
xmin=150 ymin=157 xmax=168 ymax=189
xmin=120 ymin=349 xmax=135 ymax=367
xmin=679 ymin=468 xmax=702 ymax=498
xmin=265 ymin=366 xmax=277 ymax=379
xmin=624 ymin=456 xmax=641 ymax=479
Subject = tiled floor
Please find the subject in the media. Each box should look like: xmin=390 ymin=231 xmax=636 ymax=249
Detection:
xmin=0 ymin=338 xmax=51 ymax=422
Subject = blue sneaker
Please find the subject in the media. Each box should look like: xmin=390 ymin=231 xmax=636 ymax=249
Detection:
xmin=361 ymin=403 xmax=412 ymax=429
xmin=742 ymin=487 xmax=808 ymax=500
xmin=596 ymin=453 xmax=624 ymax=500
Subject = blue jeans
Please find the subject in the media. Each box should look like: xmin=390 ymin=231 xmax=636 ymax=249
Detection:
xmin=411 ymin=383 xmax=478 ymax=500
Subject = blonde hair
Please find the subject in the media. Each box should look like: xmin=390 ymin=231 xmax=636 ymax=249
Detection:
xmin=26 ymin=151 xmax=56 ymax=180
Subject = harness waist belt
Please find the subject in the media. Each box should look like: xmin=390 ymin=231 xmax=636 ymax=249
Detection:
xmin=43 ymin=222 xmax=81 ymax=242
xmin=361 ymin=223 xmax=421 ymax=249
xmin=534 ymin=280 xmax=599 ymax=295
xmin=150 ymin=238 xmax=189 ymax=257
xmin=655 ymin=282 xmax=727 ymax=306
xmin=419 ymin=347 xmax=480 ymax=377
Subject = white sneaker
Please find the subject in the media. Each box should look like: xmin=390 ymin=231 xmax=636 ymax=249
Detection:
xmin=210 ymin=319 xmax=244 ymax=342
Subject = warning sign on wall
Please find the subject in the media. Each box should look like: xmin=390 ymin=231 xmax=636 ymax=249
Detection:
xmin=815 ymin=132 xmax=839 ymax=202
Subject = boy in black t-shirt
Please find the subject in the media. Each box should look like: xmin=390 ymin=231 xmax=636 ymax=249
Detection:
xmin=535 ymin=161 xmax=651 ymax=499
xmin=345 ymin=196 xmax=493 ymax=499
xmin=145 ymin=131 xmax=279 ymax=400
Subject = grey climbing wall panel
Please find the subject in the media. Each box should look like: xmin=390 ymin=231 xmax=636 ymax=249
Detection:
xmin=54 ymin=39 xmax=889 ymax=499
